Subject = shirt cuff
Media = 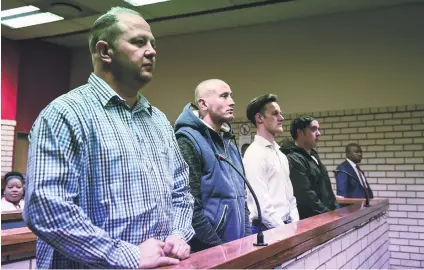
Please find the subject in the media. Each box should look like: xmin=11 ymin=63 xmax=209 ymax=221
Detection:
xmin=171 ymin=228 xmax=194 ymax=242
xmin=118 ymin=241 xmax=140 ymax=269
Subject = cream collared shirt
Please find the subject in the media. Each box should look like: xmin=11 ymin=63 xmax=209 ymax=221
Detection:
xmin=243 ymin=135 xmax=299 ymax=228
xmin=1 ymin=197 xmax=25 ymax=212
xmin=346 ymin=158 xmax=365 ymax=187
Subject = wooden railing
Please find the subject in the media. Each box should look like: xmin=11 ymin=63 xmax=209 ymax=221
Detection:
xmin=1 ymin=198 xmax=388 ymax=268
xmin=1 ymin=210 xmax=23 ymax=222
xmin=161 ymin=198 xmax=388 ymax=269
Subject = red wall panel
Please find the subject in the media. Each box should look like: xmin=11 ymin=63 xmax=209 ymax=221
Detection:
xmin=16 ymin=39 xmax=71 ymax=133
xmin=1 ymin=37 xmax=21 ymax=121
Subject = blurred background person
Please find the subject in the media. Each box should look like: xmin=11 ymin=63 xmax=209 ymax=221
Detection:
xmin=336 ymin=143 xmax=374 ymax=199
xmin=1 ymin=171 xmax=25 ymax=212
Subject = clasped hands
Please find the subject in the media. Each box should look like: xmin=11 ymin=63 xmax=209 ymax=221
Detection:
xmin=138 ymin=235 xmax=190 ymax=269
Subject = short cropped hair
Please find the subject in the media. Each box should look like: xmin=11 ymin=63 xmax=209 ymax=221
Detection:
xmin=88 ymin=7 xmax=141 ymax=53
xmin=289 ymin=115 xmax=316 ymax=140
xmin=4 ymin=171 xmax=25 ymax=185
xmin=345 ymin=143 xmax=361 ymax=154
xmin=246 ymin=94 xmax=277 ymax=126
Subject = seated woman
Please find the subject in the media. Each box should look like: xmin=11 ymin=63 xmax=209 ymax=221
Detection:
xmin=1 ymin=171 xmax=25 ymax=212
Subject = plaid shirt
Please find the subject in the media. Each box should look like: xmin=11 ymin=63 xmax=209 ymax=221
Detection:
xmin=24 ymin=73 xmax=194 ymax=269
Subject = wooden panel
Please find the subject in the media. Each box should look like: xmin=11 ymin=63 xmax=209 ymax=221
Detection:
xmin=1 ymin=227 xmax=36 ymax=246
xmin=1 ymin=241 xmax=36 ymax=257
xmin=13 ymin=132 xmax=29 ymax=174
xmin=337 ymin=197 xmax=366 ymax=205
xmin=0 ymin=199 xmax=388 ymax=268
xmin=161 ymin=199 xmax=388 ymax=269
xmin=1 ymin=210 xmax=23 ymax=221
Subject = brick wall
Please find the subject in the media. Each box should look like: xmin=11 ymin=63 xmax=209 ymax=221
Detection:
xmin=279 ymin=214 xmax=389 ymax=269
xmin=232 ymin=104 xmax=424 ymax=269
xmin=1 ymin=119 xmax=16 ymax=179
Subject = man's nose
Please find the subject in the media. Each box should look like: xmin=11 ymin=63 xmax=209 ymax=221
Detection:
xmin=145 ymin=43 xmax=156 ymax=57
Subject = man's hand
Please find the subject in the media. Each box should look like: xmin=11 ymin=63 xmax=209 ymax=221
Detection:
xmin=138 ymin=238 xmax=179 ymax=269
xmin=163 ymin=235 xmax=191 ymax=260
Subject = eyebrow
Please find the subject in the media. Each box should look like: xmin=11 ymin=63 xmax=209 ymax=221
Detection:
xmin=130 ymin=34 xmax=155 ymax=42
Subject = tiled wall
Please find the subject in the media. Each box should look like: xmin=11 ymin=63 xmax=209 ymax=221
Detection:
xmin=232 ymin=104 xmax=424 ymax=269
xmin=1 ymin=119 xmax=16 ymax=178
xmin=279 ymin=214 xmax=389 ymax=269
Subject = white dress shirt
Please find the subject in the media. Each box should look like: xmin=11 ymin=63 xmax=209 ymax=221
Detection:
xmin=243 ymin=135 xmax=299 ymax=228
xmin=346 ymin=158 xmax=365 ymax=187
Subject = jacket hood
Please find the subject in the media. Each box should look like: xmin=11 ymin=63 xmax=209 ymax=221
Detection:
xmin=174 ymin=103 xmax=233 ymax=136
xmin=280 ymin=138 xmax=297 ymax=154
xmin=280 ymin=139 xmax=318 ymax=157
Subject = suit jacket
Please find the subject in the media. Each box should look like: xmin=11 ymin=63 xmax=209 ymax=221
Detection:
xmin=336 ymin=160 xmax=374 ymax=199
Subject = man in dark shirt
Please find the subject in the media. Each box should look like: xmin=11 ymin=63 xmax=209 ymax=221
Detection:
xmin=281 ymin=116 xmax=339 ymax=219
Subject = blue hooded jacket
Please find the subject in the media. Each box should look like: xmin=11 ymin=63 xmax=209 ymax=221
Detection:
xmin=174 ymin=103 xmax=249 ymax=245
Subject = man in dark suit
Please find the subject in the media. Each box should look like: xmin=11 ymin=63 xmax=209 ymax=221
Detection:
xmin=336 ymin=143 xmax=374 ymax=199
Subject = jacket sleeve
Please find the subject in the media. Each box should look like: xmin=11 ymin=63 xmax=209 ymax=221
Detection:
xmin=335 ymin=166 xmax=349 ymax=197
xmin=367 ymin=182 xmax=374 ymax=199
xmin=287 ymin=157 xmax=329 ymax=216
xmin=283 ymin=157 xmax=300 ymax=222
xmin=168 ymin=126 xmax=195 ymax=242
xmin=176 ymin=136 xmax=223 ymax=247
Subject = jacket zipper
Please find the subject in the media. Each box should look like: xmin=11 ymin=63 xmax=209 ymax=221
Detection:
xmin=222 ymin=136 xmax=242 ymax=234
xmin=216 ymin=204 xmax=228 ymax=233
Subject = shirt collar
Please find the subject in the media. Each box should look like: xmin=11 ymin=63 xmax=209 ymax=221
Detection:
xmin=254 ymin=135 xmax=280 ymax=149
xmin=346 ymin=158 xmax=358 ymax=169
xmin=88 ymin=73 xmax=152 ymax=115
xmin=192 ymin=109 xmax=231 ymax=133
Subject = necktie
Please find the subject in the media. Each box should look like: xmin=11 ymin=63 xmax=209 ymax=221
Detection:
xmin=356 ymin=165 xmax=371 ymax=199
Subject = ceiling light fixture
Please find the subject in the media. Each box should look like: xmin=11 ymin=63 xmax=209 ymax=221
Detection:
xmin=1 ymin=12 xmax=64 ymax=29
xmin=123 ymin=0 xmax=170 ymax=7
xmin=0 ymin=5 xmax=39 ymax=18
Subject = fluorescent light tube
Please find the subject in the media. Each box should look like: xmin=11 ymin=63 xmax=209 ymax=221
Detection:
xmin=1 ymin=12 xmax=64 ymax=29
xmin=123 ymin=0 xmax=170 ymax=7
xmin=0 ymin=5 xmax=39 ymax=18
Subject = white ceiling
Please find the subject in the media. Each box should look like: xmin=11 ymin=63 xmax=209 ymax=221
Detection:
xmin=2 ymin=0 xmax=424 ymax=48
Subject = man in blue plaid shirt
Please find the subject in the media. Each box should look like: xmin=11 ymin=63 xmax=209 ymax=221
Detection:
xmin=24 ymin=7 xmax=194 ymax=269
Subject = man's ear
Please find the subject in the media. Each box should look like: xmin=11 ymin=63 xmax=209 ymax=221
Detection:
xmin=255 ymin=112 xmax=263 ymax=125
xmin=297 ymin=128 xmax=305 ymax=138
xmin=197 ymin=98 xmax=207 ymax=110
xmin=95 ymin=41 xmax=113 ymax=63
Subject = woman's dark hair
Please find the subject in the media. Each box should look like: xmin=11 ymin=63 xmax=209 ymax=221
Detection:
xmin=4 ymin=171 xmax=25 ymax=185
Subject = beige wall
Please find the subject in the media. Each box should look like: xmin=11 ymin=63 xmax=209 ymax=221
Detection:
xmin=70 ymin=4 xmax=424 ymax=122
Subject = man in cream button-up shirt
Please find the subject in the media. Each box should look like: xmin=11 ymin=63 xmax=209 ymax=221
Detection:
xmin=243 ymin=94 xmax=299 ymax=232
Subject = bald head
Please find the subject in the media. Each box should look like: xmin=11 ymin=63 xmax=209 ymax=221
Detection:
xmin=195 ymin=79 xmax=230 ymax=105
xmin=194 ymin=79 xmax=235 ymax=129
